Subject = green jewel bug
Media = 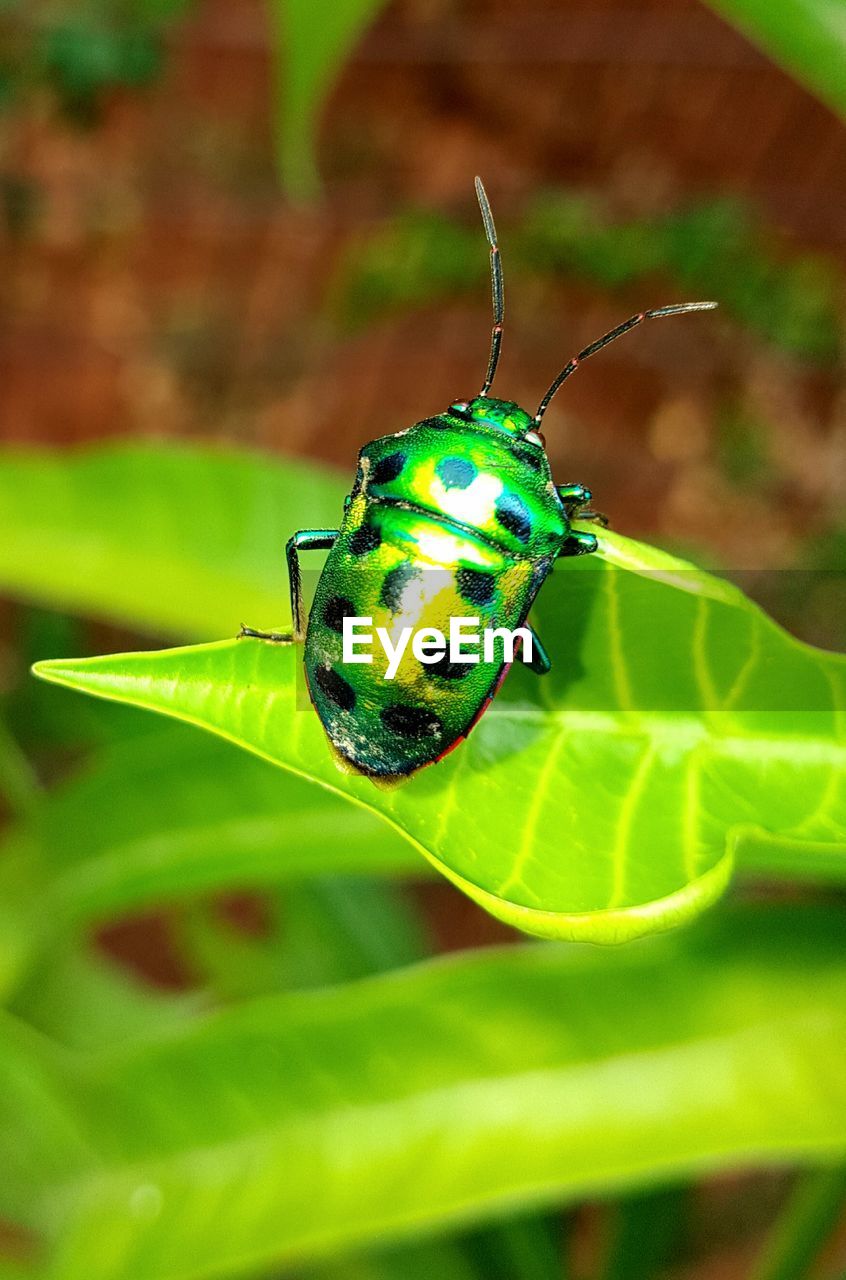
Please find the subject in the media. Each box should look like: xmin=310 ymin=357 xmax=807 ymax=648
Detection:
xmin=242 ymin=179 xmax=716 ymax=779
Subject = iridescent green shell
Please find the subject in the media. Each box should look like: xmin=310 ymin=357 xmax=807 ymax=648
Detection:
xmin=304 ymin=398 xmax=571 ymax=777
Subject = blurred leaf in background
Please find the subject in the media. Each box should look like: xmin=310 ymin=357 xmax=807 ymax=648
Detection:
xmin=3 ymin=906 xmax=845 ymax=1279
xmin=0 ymin=0 xmax=195 ymax=123
xmin=268 ymin=0 xmax=391 ymax=198
xmin=703 ymin=0 xmax=846 ymax=124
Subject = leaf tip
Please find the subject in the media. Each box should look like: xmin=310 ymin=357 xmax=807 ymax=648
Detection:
xmin=31 ymin=655 xmax=102 ymax=691
xmin=31 ymin=657 xmax=69 ymax=684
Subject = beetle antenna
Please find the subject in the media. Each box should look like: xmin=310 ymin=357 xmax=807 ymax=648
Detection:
xmin=475 ymin=176 xmax=504 ymax=398
xmin=533 ymin=301 xmax=718 ymax=425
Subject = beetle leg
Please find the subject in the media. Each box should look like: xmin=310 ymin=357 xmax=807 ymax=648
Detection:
xmin=572 ymin=508 xmax=609 ymax=527
xmin=559 ymin=530 xmax=598 ymax=557
xmin=557 ymin=483 xmax=591 ymax=508
xmin=558 ymin=484 xmax=609 ymax=528
xmin=239 ymin=529 xmax=338 ymax=643
xmin=521 ymin=625 xmax=552 ymax=675
xmin=286 ymin=529 xmax=339 ymax=640
xmin=238 ymin=624 xmax=293 ymax=642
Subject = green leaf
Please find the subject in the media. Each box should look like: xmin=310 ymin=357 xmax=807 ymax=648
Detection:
xmin=4 ymin=443 xmax=845 ymax=941
xmin=704 ymin=0 xmax=846 ymax=122
xmin=34 ymin=531 xmax=846 ymax=942
xmin=0 ymin=722 xmax=421 ymax=997
xmin=0 ymin=443 xmax=345 ymax=639
xmin=17 ymin=727 xmax=421 ymax=930
xmin=7 ymin=946 xmax=201 ymax=1052
xmin=267 ymin=0 xmax=391 ymax=197
xmin=0 ymin=1015 xmax=92 ymax=1225
xmin=6 ymin=907 xmax=846 ymax=1278
xmin=5 ymin=605 xmax=167 ymax=752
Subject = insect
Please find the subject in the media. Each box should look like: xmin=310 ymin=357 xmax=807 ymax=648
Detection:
xmin=241 ymin=179 xmax=715 ymax=779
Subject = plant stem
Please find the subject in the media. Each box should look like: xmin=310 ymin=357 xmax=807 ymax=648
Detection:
xmin=752 ymin=1167 xmax=846 ymax=1280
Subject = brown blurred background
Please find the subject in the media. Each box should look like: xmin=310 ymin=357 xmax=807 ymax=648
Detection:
xmin=1 ymin=0 xmax=844 ymax=595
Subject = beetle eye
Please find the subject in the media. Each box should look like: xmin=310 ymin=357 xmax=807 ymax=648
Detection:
xmin=449 ymin=400 xmax=472 ymax=418
xmin=524 ymin=430 xmax=545 ymax=447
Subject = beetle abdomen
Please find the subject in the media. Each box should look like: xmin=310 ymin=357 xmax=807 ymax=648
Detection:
xmin=304 ymin=500 xmax=548 ymax=777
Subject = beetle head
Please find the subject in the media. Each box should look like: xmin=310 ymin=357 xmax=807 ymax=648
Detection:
xmin=447 ymin=397 xmax=545 ymax=449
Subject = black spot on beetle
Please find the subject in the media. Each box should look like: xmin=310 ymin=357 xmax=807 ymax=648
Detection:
xmin=381 ymin=704 xmax=442 ymax=739
xmin=373 ymin=452 xmax=407 ymax=484
xmin=349 ymin=523 xmax=381 ymax=556
xmin=424 ymin=651 xmax=473 ymax=680
xmin=513 ymin=447 xmax=543 ymax=471
xmin=314 ymin=665 xmax=356 ymax=712
xmin=456 ymin=567 xmax=495 ymax=606
xmin=437 ymin=456 xmax=476 ymax=489
xmin=322 ymin=595 xmax=356 ymax=634
xmin=380 ymin=563 xmax=419 ymax=612
xmin=495 ymin=494 xmax=532 ymax=543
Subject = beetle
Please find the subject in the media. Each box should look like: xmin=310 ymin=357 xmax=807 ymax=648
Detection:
xmin=241 ymin=178 xmax=715 ymax=778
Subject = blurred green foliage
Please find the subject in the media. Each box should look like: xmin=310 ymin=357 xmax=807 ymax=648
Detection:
xmin=334 ymin=195 xmax=843 ymax=363
xmin=0 ymin=0 xmax=193 ymax=121
xmin=2 ymin=896 xmax=845 ymax=1278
